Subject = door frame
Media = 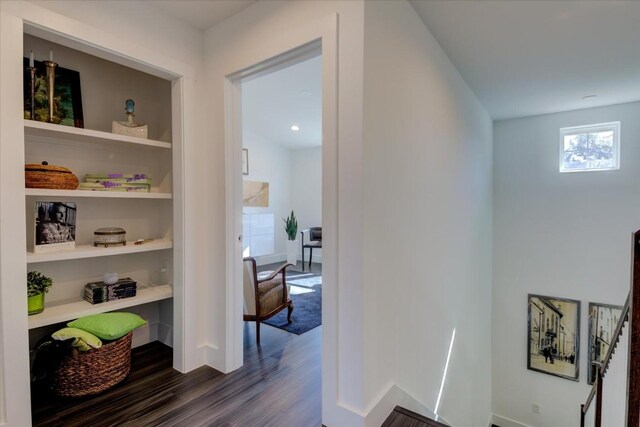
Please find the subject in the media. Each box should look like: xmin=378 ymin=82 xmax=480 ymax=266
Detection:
xmin=223 ymin=14 xmax=339 ymax=423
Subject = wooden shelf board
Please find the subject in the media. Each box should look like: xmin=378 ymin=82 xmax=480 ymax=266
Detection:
xmin=24 ymin=120 xmax=172 ymax=149
xmin=28 ymin=284 xmax=173 ymax=329
xmin=27 ymin=239 xmax=172 ymax=263
xmin=25 ymin=188 xmax=172 ymax=199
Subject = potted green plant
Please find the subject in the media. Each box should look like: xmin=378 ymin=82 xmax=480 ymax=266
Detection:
xmin=27 ymin=271 xmax=53 ymax=315
xmin=283 ymin=210 xmax=298 ymax=265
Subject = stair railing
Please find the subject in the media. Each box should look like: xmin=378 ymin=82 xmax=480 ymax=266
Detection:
xmin=580 ymin=230 xmax=640 ymax=427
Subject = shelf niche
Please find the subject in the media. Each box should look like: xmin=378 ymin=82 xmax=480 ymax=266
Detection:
xmin=23 ymin=33 xmax=176 ymax=356
xmin=24 ymin=34 xmax=172 ymax=142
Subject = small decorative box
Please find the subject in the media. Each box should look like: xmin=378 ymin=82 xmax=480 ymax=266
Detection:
xmin=93 ymin=227 xmax=126 ymax=247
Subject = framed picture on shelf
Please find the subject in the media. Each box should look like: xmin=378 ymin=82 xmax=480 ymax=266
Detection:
xmin=528 ymin=294 xmax=580 ymax=381
xmin=23 ymin=58 xmax=84 ymax=128
xmin=34 ymin=201 xmax=77 ymax=253
xmin=242 ymin=148 xmax=249 ymax=175
xmin=587 ymin=302 xmax=623 ymax=385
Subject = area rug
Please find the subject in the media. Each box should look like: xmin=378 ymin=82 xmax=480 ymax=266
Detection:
xmin=263 ymin=270 xmax=322 ymax=335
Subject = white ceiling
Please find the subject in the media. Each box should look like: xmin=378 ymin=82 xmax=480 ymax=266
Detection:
xmin=152 ymin=0 xmax=256 ymax=31
xmin=242 ymin=56 xmax=322 ymax=150
xmin=152 ymin=1 xmax=640 ymax=122
xmin=410 ymin=0 xmax=640 ymax=120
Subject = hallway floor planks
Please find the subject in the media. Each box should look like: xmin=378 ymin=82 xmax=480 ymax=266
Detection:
xmin=32 ymin=322 xmax=321 ymax=427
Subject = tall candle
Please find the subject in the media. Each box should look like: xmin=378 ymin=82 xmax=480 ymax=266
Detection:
xmin=49 ymin=49 xmax=53 ymax=62
xmin=29 ymin=51 xmax=34 ymax=68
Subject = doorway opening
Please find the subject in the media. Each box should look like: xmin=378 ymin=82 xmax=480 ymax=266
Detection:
xmin=241 ymin=53 xmax=323 ymax=344
xmin=224 ymin=15 xmax=339 ymax=420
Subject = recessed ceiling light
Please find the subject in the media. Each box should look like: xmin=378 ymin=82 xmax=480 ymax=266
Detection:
xmin=582 ymin=94 xmax=598 ymax=100
xmin=290 ymin=125 xmax=300 ymax=131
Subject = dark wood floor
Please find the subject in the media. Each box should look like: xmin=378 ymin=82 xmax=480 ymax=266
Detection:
xmin=32 ymin=322 xmax=321 ymax=427
xmin=381 ymin=406 xmax=448 ymax=427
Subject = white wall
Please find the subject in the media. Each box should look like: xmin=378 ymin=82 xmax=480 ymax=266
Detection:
xmin=361 ymin=2 xmax=493 ymax=426
xmin=242 ymin=130 xmax=292 ymax=264
xmin=493 ymin=102 xmax=640 ymax=427
xmin=292 ymin=147 xmax=322 ymax=261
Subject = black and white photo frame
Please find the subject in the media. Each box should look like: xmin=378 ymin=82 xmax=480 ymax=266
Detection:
xmin=528 ymin=294 xmax=580 ymax=381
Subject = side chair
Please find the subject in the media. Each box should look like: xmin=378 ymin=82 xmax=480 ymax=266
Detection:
xmin=243 ymin=257 xmax=294 ymax=344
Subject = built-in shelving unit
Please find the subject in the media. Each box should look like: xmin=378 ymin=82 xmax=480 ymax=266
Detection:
xmin=28 ymin=283 xmax=173 ymax=329
xmin=0 ymin=12 xmax=186 ymax=427
xmin=22 ymin=33 xmax=176 ymax=346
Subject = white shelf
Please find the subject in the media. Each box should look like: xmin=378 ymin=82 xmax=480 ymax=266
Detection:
xmin=27 ymin=238 xmax=172 ymax=263
xmin=25 ymin=188 xmax=172 ymax=199
xmin=28 ymin=283 xmax=173 ymax=329
xmin=24 ymin=120 xmax=172 ymax=150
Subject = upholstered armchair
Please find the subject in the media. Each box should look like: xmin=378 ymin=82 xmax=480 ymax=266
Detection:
xmin=243 ymin=257 xmax=294 ymax=344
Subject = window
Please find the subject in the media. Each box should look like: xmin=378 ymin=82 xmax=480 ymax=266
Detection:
xmin=559 ymin=122 xmax=620 ymax=172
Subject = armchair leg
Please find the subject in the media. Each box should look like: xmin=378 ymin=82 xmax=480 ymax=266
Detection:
xmin=309 ymin=247 xmax=313 ymax=270
xmin=256 ymin=320 xmax=261 ymax=345
xmin=287 ymin=301 xmax=294 ymax=323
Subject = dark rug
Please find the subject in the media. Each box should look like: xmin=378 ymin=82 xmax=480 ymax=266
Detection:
xmin=263 ymin=270 xmax=322 ymax=335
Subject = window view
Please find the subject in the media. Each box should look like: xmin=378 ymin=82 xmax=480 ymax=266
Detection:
xmin=559 ymin=122 xmax=620 ymax=172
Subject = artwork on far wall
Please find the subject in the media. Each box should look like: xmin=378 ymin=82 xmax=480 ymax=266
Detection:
xmin=242 ymin=148 xmax=249 ymax=175
xmin=587 ymin=302 xmax=623 ymax=385
xmin=528 ymin=294 xmax=580 ymax=381
xmin=243 ymin=180 xmax=269 ymax=207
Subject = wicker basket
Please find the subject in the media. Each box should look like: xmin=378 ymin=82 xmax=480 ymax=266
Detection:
xmin=25 ymin=162 xmax=79 ymax=190
xmin=51 ymin=332 xmax=132 ymax=397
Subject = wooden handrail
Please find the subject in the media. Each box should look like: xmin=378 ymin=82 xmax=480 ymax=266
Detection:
xmin=628 ymin=230 xmax=640 ymax=427
xmin=581 ymin=296 xmax=629 ymax=418
xmin=580 ymin=229 xmax=640 ymax=426
xmin=602 ymin=294 xmax=630 ymax=375
xmin=583 ymin=381 xmax=597 ymax=415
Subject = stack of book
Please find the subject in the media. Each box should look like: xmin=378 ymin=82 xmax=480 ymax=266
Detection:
xmin=78 ymin=173 xmax=151 ymax=192
xmin=83 ymin=277 xmax=137 ymax=304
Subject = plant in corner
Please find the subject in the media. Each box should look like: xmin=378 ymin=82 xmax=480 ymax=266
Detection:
xmin=283 ymin=210 xmax=298 ymax=241
xmin=27 ymin=271 xmax=53 ymax=315
xmin=283 ymin=211 xmax=298 ymax=265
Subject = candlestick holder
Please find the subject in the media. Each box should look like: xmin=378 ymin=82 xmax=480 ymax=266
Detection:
xmin=43 ymin=60 xmax=58 ymax=123
xmin=27 ymin=66 xmax=36 ymax=120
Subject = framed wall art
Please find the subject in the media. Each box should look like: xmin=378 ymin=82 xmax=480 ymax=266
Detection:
xmin=242 ymin=180 xmax=269 ymax=207
xmin=24 ymin=57 xmax=84 ymax=128
xmin=242 ymin=148 xmax=249 ymax=175
xmin=587 ymin=302 xmax=623 ymax=385
xmin=528 ymin=294 xmax=580 ymax=381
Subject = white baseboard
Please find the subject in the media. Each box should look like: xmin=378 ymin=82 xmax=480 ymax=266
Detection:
xmin=200 ymin=343 xmax=227 ymax=373
xmin=157 ymin=322 xmax=173 ymax=347
xmin=255 ymin=253 xmax=286 ymax=266
xmin=492 ymin=414 xmax=531 ymax=427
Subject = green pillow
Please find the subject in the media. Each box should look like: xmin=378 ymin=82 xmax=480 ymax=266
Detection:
xmin=68 ymin=312 xmax=147 ymax=340
xmin=52 ymin=327 xmax=102 ymax=352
